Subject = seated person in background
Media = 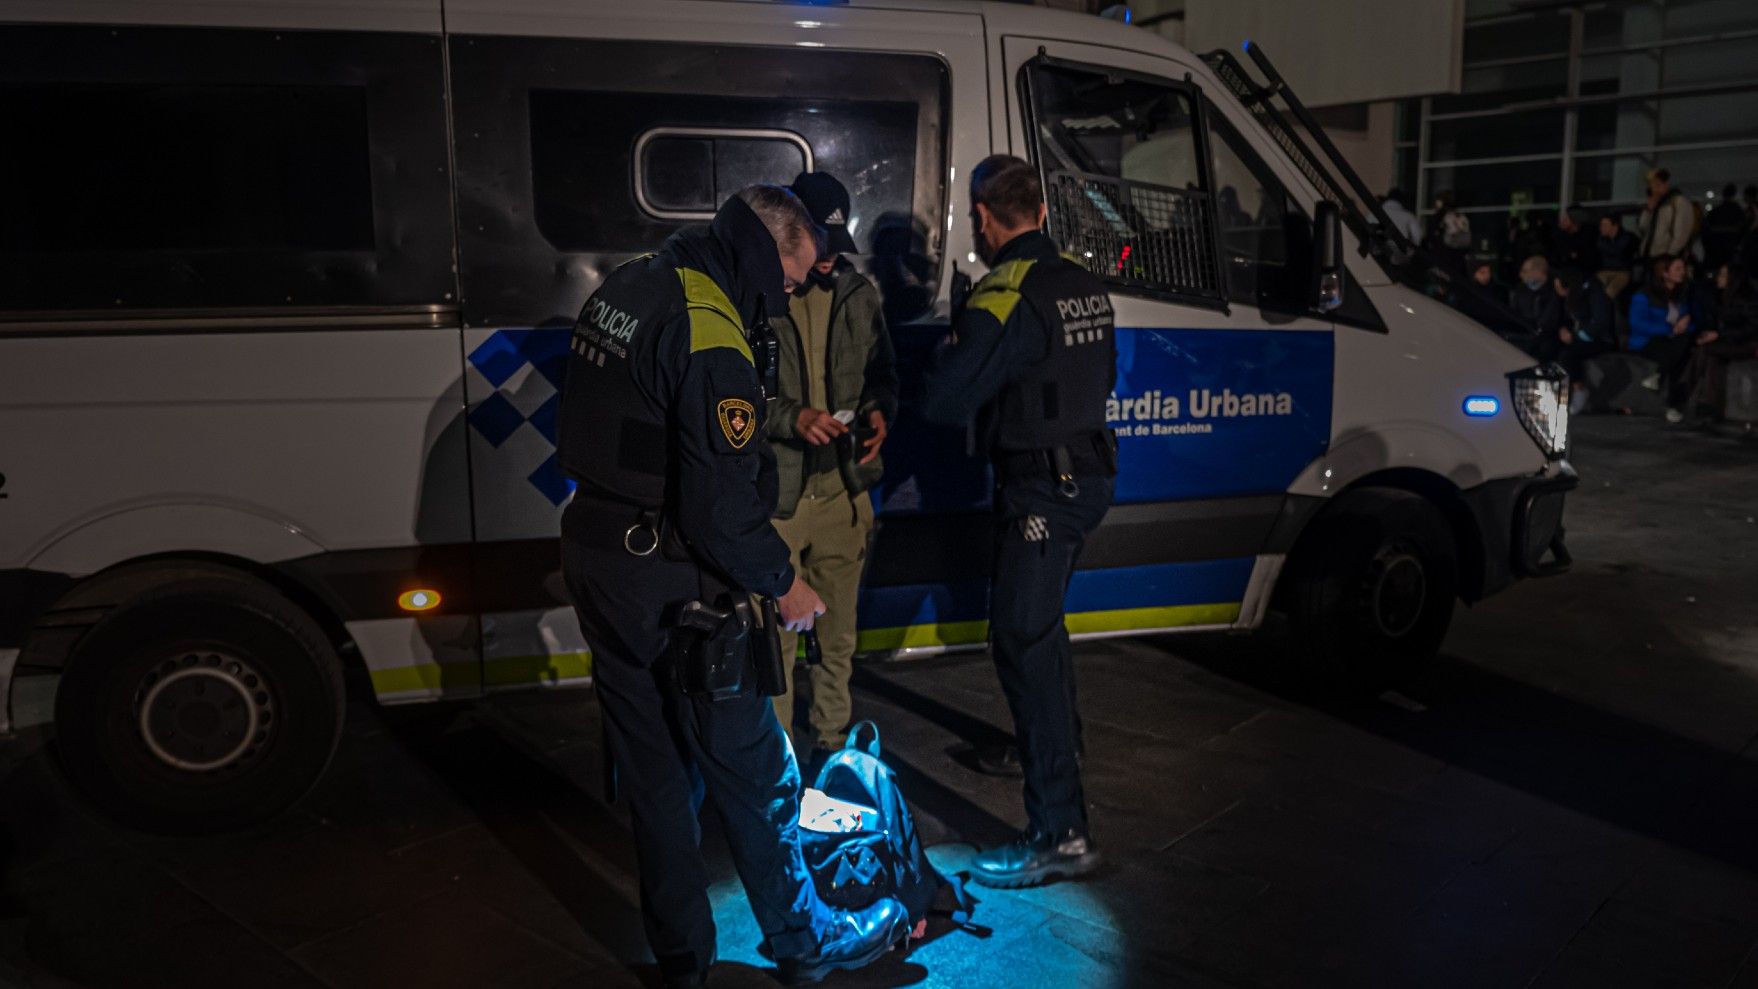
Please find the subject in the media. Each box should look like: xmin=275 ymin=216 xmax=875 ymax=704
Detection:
xmin=1470 ymin=258 xmax=1507 ymax=308
xmin=1535 ymin=267 xmax=1614 ymax=414
xmin=1628 ymin=254 xmax=1701 ymax=422
xmin=1509 ymin=255 xmax=1563 ymax=340
xmin=1450 ymin=257 xmax=1527 ymax=337
xmin=1686 ymin=263 xmax=1758 ymax=421
xmin=1596 ymin=214 xmax=1639 ymax=300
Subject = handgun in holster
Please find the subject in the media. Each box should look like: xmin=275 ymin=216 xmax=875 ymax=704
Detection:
xmin=672 ymin=594 xmax=788 ymax=700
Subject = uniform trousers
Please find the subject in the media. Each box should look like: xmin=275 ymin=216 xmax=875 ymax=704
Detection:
xmin=561 ymin=502 xmax=827 ymax=976
xmin=988 ymin=471 xmax=1112 ymax=838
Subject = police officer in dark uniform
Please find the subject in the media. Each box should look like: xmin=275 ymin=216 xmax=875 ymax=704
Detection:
xmin=556 ymin=186 xmax=908 ymax=987
xmin=920 ymin=155 xmax=1117 ymax=889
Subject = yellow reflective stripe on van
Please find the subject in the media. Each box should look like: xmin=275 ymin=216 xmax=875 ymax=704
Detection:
xmin=853 ymin=601 xmax=1242 ymax=653
xmin=678 ymin=267 xmax=752 ymax=362
xmin=483 ymin=650 xmax=592 ymax=687
xmin=367 ymin=652 xmax=593 ymax=697
xmin=966 ymin=258 xmax=1036 ymax=326
xmin=367 ymin=661 xmax=480 ymax=696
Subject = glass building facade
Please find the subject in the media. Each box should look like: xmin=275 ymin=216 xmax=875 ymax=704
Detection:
xmin=1395 ymin=0 xmax=1758 ymax=259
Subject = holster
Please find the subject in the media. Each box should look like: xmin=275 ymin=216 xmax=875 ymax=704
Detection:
xmin=669 ymin=597 xmax=750 ymax=701
xmin=670 ymin=594 xmax=787 ymax=700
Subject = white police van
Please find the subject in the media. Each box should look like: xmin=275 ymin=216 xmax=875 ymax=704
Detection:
xmin=0 ymin=0 xmax=1573 ymax=830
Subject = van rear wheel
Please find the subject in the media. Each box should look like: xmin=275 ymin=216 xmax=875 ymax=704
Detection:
xmin=54 ymin=573 xmax=344 ymax=834
xmin=1283 ymin=487 xmax=1458 ymax=686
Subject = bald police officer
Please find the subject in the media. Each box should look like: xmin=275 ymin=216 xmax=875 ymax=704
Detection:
xmin=557 ymin=186 xmax=908 ymax=986
xmin=921 ymin=155 xmax=1117 ymax=888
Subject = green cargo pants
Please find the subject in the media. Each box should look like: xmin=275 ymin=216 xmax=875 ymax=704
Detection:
xmin=771 ymin=479 xmax=873 ymax=752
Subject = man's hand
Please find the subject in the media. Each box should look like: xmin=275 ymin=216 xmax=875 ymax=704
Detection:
xmin=1697 ymin=330 xmax=1720 ymax=346
xmin=1672 ymin=315 xmax=1692 ymax=336
xmin=858 ymin=410 xmax=888 ymax=465
xmin=1559 ymin=326 xmax=1574 ymax=345
xmin=795 ymin=408 xmax=849 ymax=446
xmin=777 ymin=576 xmax=827 ymax=632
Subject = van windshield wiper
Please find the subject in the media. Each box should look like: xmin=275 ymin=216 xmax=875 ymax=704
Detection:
xmin=1202 ymin=42 xmax=1412 ymax=269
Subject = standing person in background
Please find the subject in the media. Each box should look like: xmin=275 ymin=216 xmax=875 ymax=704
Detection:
xmin=1425 ymin=191 xmax=1471 ymax=271
xmin=1628 ymin=254 xmax=1701 ymax=423
xmin=765 ymin=171 xmax=897 ymax=767
xmin=1596 ymin=214 xmax=1640 ymax=301
xmin=1702 ymin=184 xmax=1747 ymax=278
xmin=1639 ymin=168 xmax=1696 ymax=266
xmin=1380 ymin=188 xmax=1423 ymax=248
xmin=1686 ymin=264 xmax=1758 ymax=422
xmin=1550 ymin=205 xmax=1595 ymax=274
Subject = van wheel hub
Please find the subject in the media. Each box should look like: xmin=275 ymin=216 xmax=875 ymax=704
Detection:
xmin=1365 ymin=548 xmax=1426 ymax=639
xmin=136 ymin=652 xmax=273 ymax=773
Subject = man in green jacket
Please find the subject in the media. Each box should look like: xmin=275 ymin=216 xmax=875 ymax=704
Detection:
xmin=767 ymin=172 xmax=898 ymax=760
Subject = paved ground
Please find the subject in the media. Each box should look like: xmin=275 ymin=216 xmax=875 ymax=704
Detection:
xmin=3 ymin=415 xmax=1758 ymax=989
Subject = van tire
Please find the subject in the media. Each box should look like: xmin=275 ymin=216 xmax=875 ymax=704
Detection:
xmin=53 ymin=573 xmax=345 ymax=834
xmin=1283 ymin=487 xmax=1458 ymax=686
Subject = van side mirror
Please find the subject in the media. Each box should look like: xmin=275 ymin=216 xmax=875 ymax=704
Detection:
xmin=1313 ymin=200 xmax=1345 ymax=312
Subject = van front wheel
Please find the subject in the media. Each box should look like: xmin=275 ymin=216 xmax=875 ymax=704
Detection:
xmin=54 ymin=573 xmax=344 ymax=834
xmin=1283 ymin=487 xmax=1458 ymax=685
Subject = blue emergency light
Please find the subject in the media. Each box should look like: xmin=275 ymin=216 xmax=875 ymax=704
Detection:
xmin=1463 ymin=396 xmax=1500 ymax=417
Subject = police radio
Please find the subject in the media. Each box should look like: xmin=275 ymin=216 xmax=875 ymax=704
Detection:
xmin=748 ymin=295 xmax=780 ymax=409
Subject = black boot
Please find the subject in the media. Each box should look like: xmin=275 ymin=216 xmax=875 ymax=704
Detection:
xmin=970 ymin=829 xmax=1102 ymax=889
xmin=974 ymin=744 xmax=1084 ymax=778
xmin=773 ymin=896 xmax=910 ymax=985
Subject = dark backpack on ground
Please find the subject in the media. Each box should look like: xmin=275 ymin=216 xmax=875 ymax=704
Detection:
xmin=799 ymin=722 xmax=977 ymax=933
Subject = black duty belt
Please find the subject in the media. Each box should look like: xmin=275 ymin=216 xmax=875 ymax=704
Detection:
xmin=995 ymin=430 xmax=1119 ymax=494
xmin=567 ymin=497 xmax=666 ymax=557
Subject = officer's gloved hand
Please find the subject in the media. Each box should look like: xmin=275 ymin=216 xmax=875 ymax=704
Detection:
xmin=778 ymin=577 xmax=827 ymax=632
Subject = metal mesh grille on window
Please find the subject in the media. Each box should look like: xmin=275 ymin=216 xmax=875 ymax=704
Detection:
xmin=1045 ymin=170 xmax=1222 ymax=299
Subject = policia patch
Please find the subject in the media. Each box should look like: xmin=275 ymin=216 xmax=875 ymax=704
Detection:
xmin=716 ymin=398 xmax=756 ymax=449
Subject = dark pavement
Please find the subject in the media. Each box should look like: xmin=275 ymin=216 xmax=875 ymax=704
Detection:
xmin=4 ymin=415 xmax=1758 ymax=988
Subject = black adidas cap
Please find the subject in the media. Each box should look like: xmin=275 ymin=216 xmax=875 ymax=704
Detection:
xmin=789 ymin=171 xmax=859 ymax=255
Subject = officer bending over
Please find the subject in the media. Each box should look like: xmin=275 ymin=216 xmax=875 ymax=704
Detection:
xmin=557 ymin=186 xmax=908 ymax=986
xmin=920 ymin=155 xmax=1118 ymax=889
xmin=766 ymin=171 xmax=897 ymax=763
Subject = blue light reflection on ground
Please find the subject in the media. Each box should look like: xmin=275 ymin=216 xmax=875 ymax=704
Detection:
xmin=706 ymin=846 xmax=1125 ymax=987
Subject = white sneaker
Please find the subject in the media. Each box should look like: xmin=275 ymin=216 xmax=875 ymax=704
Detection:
xmin=1664 ymin=407 xmax=1685 ymax=423
xmin=1640 ymin=372 xmax=1662 ymax=391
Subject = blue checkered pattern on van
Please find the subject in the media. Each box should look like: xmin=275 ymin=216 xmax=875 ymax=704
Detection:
xmin=467 ymin=328 xmax=577 ymax=506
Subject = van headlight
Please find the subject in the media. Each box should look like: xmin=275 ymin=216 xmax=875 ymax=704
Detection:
xmin=1509 ymin=364 xmax=1569 ymax=459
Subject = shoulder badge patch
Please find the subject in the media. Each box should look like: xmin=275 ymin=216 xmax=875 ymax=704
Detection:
xmin=716 ymin=398 xmax=757 ymax=449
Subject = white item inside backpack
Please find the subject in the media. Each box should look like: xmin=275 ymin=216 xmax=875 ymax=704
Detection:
xmin=800 ymin=787 xmax=879 ymax=834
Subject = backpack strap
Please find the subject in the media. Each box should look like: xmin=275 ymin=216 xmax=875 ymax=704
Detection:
xmin=845 ymin=720 xmax=882 ymax=759
xmin=934 ymin=871 xmax=987 ymax=935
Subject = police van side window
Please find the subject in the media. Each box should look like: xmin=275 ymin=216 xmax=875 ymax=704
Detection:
xmin=1206 ymin=104 xmax=1382 ymax=328
xmin=1206 ymin=106 xmax=1314 ymax=314
xmin=1024 ymin=59 xmax=1226 ymax=307
xmin=636 ymin=129 xmax=812 ymax=220
xmin=455 ymin=37 xmax=950 ymax=330
xmin=0 ymin=25 xmax=453 ymax=313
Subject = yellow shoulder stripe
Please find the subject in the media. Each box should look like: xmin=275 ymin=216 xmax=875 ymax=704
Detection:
xmin=678 ymin=268 xmax=752 ymax=362
xmin=967 ymin=258 xmax=1037 ymax=326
